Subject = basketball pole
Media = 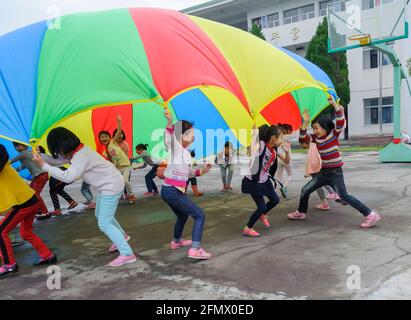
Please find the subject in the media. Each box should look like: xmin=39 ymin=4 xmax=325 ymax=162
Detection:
xmin=372 ymin=42 xmax=411 ymax=162
xmin=327 ymin=0 xmax=411 ymax=162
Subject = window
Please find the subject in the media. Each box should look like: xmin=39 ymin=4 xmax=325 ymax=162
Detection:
xmin=251 ymin=17 xmax=261 ymax=27
xmin=252 ymin=13 xmax=279 ymax=29
xmin=284 ymin=4 xmax=315 ymax=24
xmin=363 ymin=48 xmax=391 ymax=69
xmin=364 ymin=97 xmax=394 ymax=125
xmin=267 ymin=13 xmax=280 ymax=28
xmin=320 ymin=0 xmax=346 ymax=16
xmin=363 ymin=0 xmax=394 ymax=9
xmin=362 ymin=0 xmax=375 ymax=10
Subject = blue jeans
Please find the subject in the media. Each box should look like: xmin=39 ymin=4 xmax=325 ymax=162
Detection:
xmin=95 ymin=192 xmax=133 ymax=256
xmin=247 ymin=180 xmax=280 ymax=228
xmin=298 ymin=167 xmax=371 ymax=216
xmin=161 ymin=185 xmax=205 ymax=248
xmin=81 ymin=181 xmax=93 ymax=203
xmin=145 ymin=165 xmax=159 ymax=193
xmin=219 ymin=164 xmax=234 ymax=185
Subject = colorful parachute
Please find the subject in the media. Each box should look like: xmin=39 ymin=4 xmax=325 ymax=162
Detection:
xmin=0 ymin=7 xmax=337 ymax=159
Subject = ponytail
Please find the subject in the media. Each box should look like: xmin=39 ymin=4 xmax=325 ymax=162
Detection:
xmin=136 ymin=143 xmax=149 ymax=151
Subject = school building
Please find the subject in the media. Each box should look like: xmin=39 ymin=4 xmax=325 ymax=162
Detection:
xmin=182 ymin=0 xmax=411 ymax=139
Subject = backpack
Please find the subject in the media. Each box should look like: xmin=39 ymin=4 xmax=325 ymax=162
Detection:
xmin=306 ymin=143 xmax=322 ymax=176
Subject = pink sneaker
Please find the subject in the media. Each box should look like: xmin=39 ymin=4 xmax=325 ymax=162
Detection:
xmin=0 ymin=263 xmax=18 ymax=277
xmin=187 ymin=248 xmax=212 ymax=260
xmin=259 ymin=215 xmax=270 ymax=227
xmin=108 ymin=235 xmax=131 ymax=253
xmin=108 ymin=254 xmax=137 ymax=267
xmin=242 ymin=227 xmax=260 ymax=237
xmin=360 ymin=211 xmax=381 ymax=228
xmin=326 ymin=192 xmax=337 ymax=200
xmin=315 ymin=203 xmax=331 ymax=211
xmin=287 ymin=211 xmax=306 ymax=220
xmin=144 ymin=192 xmax=155 ymax=196
xmin=170 ymin=239 xmax=192 ymax=250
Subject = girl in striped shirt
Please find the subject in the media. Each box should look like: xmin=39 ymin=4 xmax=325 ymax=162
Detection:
xmin=288 ymin=96 xmax=381 ymax=228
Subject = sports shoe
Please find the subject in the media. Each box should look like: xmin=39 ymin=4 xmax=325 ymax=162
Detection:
xmin=127 ymin=194 xmax=136 ymax=204
xmin=187 ymin=248 xmax=212 ymax=260
xmin=33 ymin=254 xmax=57 ymax=266
xmin=242 ymin=227 xmax=260 ymax=237
xmin=170 ymin=239 xmax=192 ymax=250
xmin=143 ymin=192 xmax=155 ymax=196
xmin=280 ymin=186 xmax=288 ymax=198
xmin=108 ymin=254 xmax=137 ymax=267
xmin=67 ymin=201 xmax=78 ymax=210
xmin=360 ymin=211 xmax=381 ymax=228
xmin=326 ymin=192 xmax=337 ymax=200
xmin=0 ymin=263 xmax=18 ymax=277
xmin=85 ymin=202 xmax=96 ymax=210
xmin=108 ymin=235 xmax=131 ymax=253
xmin=287 ymin=211 xmax=306 ymax=220
xmin=259 ymin=214 xmax=270 ymax=227
xmin=50 ymin=210 xmax=62 ymax=216
xmin=315 ymin=203 xmax=331 ymax=211
xmin=36 ymin=213 xmax=51 ymax=220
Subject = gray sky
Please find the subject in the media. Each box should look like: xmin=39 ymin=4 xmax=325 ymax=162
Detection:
xmin=0 ymin=0 xmax=209 ymax=35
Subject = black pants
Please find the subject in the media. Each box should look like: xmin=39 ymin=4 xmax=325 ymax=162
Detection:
xmin=247 ymin=180 xmax=280 ymax=228
xmin=298 ymin=167 xmax=371 ymax=216
xmin=145 ymin=165 xmax=159 ymax=193
xmin=49 ymin=177 xmax=74 ymax=211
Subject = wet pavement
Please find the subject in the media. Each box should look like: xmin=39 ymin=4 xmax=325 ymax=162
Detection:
xmin=1 ymin=151 xmax=411 ymax=300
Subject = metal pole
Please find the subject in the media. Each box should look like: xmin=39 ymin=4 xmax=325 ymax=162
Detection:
xmin=378 ymin=51 xmax=383 ymax=136
xmin=393 ymin=65 xmax=401 ymax=139
xmin=378 ymin=0 xmax=383 ymax=136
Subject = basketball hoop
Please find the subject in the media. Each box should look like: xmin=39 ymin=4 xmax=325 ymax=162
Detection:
xmin=347 ymin=33 xmax=371 ymax=46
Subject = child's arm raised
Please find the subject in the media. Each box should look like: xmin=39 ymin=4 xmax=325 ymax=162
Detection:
xmin=299 ymin=109 xmax=312 ymax=144
xmin=328 ymin=96 xmax=345 ymax=134
xmin=113 ymin=114 xmax=123 ymax=142
xmin=164 ymin=109 xmax=173 ymax=149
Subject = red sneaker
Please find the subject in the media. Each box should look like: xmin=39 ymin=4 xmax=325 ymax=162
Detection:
xmin=259 ymin=214 xmax=270 ymax=227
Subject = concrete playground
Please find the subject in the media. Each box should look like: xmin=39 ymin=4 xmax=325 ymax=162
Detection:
xmin=1 ymin=151 xmax=411 ymax=300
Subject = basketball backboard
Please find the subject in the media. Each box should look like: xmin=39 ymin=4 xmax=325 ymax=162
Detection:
xmin=327 ymin=0 xmax=408 ymax=53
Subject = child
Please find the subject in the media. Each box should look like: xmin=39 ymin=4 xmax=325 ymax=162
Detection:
xmin=98 ymin=115 xmax=136 ymax=204
xmin=216 ymin=142 xmax=235 ymax=192
xmin=300 ymin=141 xmax=331 ymax=211
xmin=113 ymin=128 xmax=131 ymax=198
xmin=10 ymin=142 xmax=50 ymax=219
xmin=36 ymin=146 xmax=78 ymax=217
xmin=131 ymin=144 xmax=161 ymax=196
xmin=0 ymin=144 xmax=57 ymax=277
xmin=161 ymin=110 xmax=212 ymax=260
xmin=288 ymin=96 xmax=381 ymax=228
xmin=275 ymin=124 xmax=293 ymax=198
xmin=33 ymin=128 xmax=137 ymax=267
xmin=186 ymin=150 xmax=203 ymax=197
xmin=241 ymin=125 xmax=290 ymax=237
xmin=113 ymin=129 xmax=130 ymax=156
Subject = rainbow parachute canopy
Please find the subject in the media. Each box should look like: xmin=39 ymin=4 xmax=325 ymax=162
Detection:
xmin=0 ymin=8 xmax=338 ymax=158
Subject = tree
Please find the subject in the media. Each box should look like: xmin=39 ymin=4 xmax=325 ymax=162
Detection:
xmin=407 ymin=57 xmax=411 ymax=77
xmin=249 ymin=23 xmax=266 ymax=41
xmin=306 ymin=17 xmax=350 ymax=138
